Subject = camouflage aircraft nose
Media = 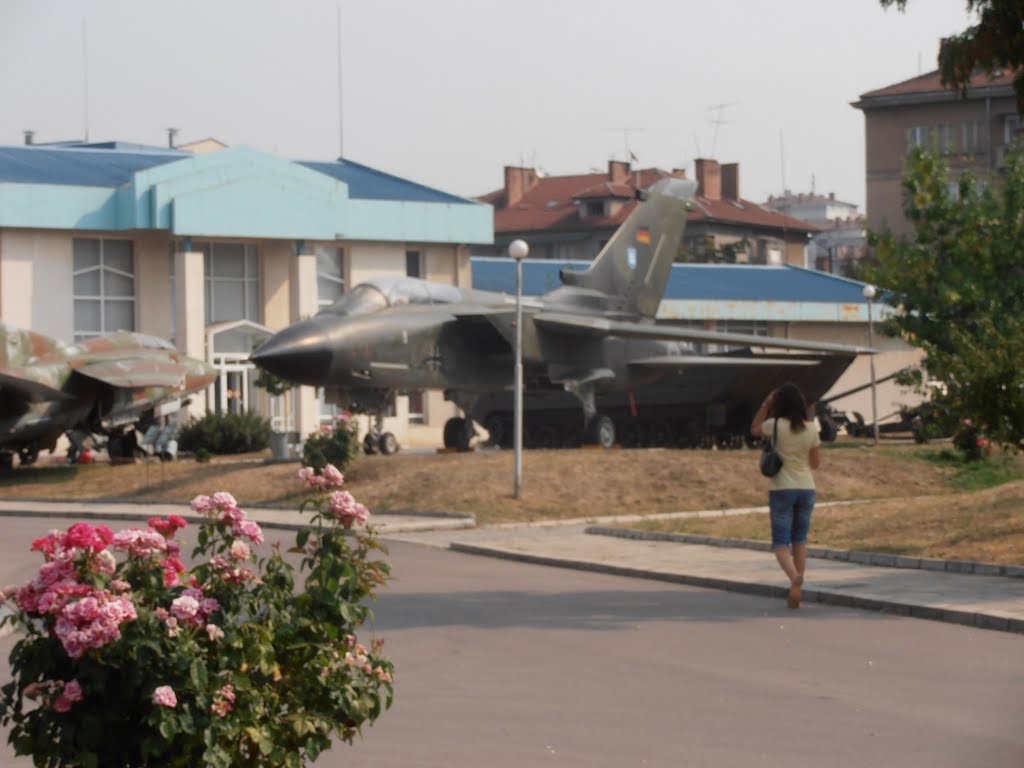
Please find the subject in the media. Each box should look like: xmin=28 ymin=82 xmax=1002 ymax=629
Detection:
xmin=251 ymin=320 xmax=334 ymax=386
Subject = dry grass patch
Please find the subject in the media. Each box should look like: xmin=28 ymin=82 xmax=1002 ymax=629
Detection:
xmin=0 ymin=443 xmax=961 ymax=527
xmin=632 ymin=479 xmax=1024 ymax=566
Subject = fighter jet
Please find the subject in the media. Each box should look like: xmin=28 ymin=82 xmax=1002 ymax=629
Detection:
xmin=252 ymin=177 xmax=867 ymax=451
xmin=0 ymin=322 xmax=217 ymax=467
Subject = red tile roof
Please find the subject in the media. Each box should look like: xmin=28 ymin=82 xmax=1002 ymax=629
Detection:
xmin=479 ymin=167 xmax=817 ymax=235
xmin=858 ymin=68 xmax=1016 ymax=100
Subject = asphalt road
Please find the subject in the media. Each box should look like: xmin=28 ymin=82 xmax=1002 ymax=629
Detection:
xmin=0 ymin=520 xmax=1021 ymax=767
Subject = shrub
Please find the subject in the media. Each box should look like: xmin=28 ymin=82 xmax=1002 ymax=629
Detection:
xmin=0 ymin=468 xmax=393 ymax=767
xmin=178 ymin=411 xmax=271 ymax=455
xmin=302 ymin=415 xmax=360 ymax=472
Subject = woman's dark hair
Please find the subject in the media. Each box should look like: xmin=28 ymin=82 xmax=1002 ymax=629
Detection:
xmin=772 ymin=382 xmax=810 ymax=432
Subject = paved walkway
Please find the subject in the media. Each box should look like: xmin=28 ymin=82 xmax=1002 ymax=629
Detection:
xmin=0 ymin=499 xmax=1021 ymax=635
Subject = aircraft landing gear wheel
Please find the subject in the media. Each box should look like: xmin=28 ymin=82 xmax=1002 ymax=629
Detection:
xmin=443 ymin=417 xmax=473 ymax=451
xmin=378 ymin=431 xmax=399 ymax=455
xmin=483 ymin=415 xmax=505 ymax=447
xmin=584 ymin=415 xmax=615 ymax=449
xmin=363 ymin=432 xmax=380 ymax=455
xmin=18 ymin=447 xmax=38 ymax=466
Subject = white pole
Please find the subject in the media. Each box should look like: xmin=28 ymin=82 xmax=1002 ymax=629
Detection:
xmin=863 ymin=284 xmax=879 ymax=446
xmin=509 ymin=240 xmax=529 ymax=498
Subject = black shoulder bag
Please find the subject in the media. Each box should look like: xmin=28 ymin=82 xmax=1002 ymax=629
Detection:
xmin=759 ymin=419 xmax=784 ymax=478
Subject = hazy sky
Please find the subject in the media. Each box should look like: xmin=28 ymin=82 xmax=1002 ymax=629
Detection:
xmin=1 ymin=0 xmax=976 ymax=209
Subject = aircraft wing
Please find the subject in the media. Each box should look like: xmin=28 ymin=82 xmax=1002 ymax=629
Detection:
xmin=533 ymin=312 xmax=870 ymax=355
xmin=73 ymin=359 xmax=192 ymax=389
xmin=0 ymin=367 xmax=76 ymax=402
xmin=628 ymin=355 xmax=822 ymax=368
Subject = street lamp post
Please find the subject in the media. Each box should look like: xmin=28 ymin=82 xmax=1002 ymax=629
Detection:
xmin=508 ymin=239 xmax=529 ymax=498
xmin=863 ymin=284 xmax=879 ymax=446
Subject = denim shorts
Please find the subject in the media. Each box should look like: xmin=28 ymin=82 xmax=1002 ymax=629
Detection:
xmin=769 ymin=489 xmax=816 ymax=548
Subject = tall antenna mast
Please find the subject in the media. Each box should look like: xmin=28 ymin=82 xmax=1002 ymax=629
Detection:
xmin=82 ymin=18 xmax=90 ymax=141
xmin=708 ymin=102 xmax=735 ymax=158
xmin=336 ymin=4 xmax=344 ymax=159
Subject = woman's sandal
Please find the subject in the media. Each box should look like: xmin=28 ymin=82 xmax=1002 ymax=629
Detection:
xmin=787 ymin=576 xmax=803 ymax=610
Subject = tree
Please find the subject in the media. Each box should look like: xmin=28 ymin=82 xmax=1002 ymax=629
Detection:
xmin=880 ymin=1 xmax=1024 ymax=113
xmin=863 ymin=147 xmax=1024 ymax=450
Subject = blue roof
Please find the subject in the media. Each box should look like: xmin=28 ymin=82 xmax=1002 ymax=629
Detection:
xmin=0 ymin=144 xmax=477 ymax=205
xmin=0 ymin=145 xmax=188 ymax=187
xmin=472 ymin=257 xmax=873 ymax=304
xmin=298 ymin=159 xmax=475 ymax=205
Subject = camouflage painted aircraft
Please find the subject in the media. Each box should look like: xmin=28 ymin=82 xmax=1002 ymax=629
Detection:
xmin=0 ymin=322 xmax=217 ymax=467
xmin=252 ymin=177 xmax=869 ymax=451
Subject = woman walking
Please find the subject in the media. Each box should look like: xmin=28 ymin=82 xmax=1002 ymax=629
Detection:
xmin=751 ymin=382 xmax=821 ymax=609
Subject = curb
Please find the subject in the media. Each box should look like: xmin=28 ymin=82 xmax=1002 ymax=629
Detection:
xmin=449 ymin=542 xmax=1024 ymax=635
xmin=585 ymin=526 xmax=1024 ymax=579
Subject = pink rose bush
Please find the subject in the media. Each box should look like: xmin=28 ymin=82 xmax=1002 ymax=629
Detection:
xmin=0 ymin=464 xmax=393 ymax=768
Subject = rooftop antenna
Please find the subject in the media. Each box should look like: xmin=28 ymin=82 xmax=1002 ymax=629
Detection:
xmin=167 ymin=128 xmax=178 ymax=148
xmin=603 ymin=126 xmax=644 ymax=163
xmin=708 ymin=102 xmax=735 ymax=158
xmin=82 ymin=18 xmax=90 ymax=141
xmin=336 ymin=4 xmax=344 ymax=159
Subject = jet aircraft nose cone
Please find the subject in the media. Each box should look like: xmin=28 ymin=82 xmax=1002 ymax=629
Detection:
xmin=251 ymin=321 xmax=333 ymax=386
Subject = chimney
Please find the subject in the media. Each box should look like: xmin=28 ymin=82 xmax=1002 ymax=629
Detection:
xmin=608 ymin=160 xmax=630 ymax=184
xmin=23 ymin=130 xmax=34 ymax=146
xmin=167 ymin=127 xmax=178 ymax=148
xmin=721 ymin=163 xmax=740 ymax=201
xmin=503 ymin=166 xmax=538 ymax=207
xmin=695 ymin=159 xmax=721 ymax=200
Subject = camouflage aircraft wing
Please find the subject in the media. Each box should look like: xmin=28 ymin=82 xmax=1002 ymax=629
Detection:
xmin=72 ymin=359 xmax=192 ymax=389
xmin=533 ymin=312 xmax=871 ymax=355
xmin=0 ymin=367 xmax=76 ymax=402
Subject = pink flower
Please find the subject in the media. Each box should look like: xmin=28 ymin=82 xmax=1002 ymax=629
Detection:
xmin=229 ymin=541 xmax=251 ymax=561
xmin=153 ymin=686 xmax=177 ymax=708
xmin=52 ymin=679 xmax=84 ymax=713
xmin=170 ymin=595 xmax=200 ymax=622
xmin=206 ymin=624 xmax=225 ymax=641
xmin=190 ymin=495 xmax=215 ymax=513
xmin=321 ymin=464 xmax=344 ymax=487
xmin=328 ymin=491 xmax=370 ymax=529
xmin=149 ymin=515 xmax=187 ymax=537
xmin=211 ymin=684 xmax=235 ymax=717
xmin=234 ymin=520 xmax=264 ymax=545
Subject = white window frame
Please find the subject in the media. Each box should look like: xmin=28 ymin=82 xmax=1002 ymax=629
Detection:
xmin=316 ymin=246 xmax=346 ymax=309
xmin=202 ymin=242 xmax=260 ymax=324
xmin=72 ymin=237 xmax=135 ymax=341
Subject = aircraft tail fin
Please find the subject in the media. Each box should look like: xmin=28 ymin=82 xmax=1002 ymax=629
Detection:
xmin=559 ymin=176 xmax=695 ymax=318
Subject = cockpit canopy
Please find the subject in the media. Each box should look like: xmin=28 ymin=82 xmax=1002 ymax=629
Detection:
xmin=320 ymin=277 xmax=463 ymax=317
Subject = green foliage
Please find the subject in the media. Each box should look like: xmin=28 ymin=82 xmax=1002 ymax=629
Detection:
xmin=917 ymin=446 xmax=1024 ymax=490
xmin=302 ymin=417 xmax=360 ymax=472
xmin=864 ymin=147 xmax=1024 ymax=451
xmin=178 ymin=411 xmax=272 ymax=455
xmin=880 ymin=1 xmax=1024 ymax=113
xmin=0 ymin=473 xmax=393 ymax=767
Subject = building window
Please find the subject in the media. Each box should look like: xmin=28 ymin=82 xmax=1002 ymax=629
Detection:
xmin=585 ymin=201 xmax=604 ymax=217
xmin=963 ymin=121 xmax=986 ymax=153
xmin=905 ymin=125 xmax=928 ymax=154
xmin=316 ymin=246 xmax=345 ymax=308
xmin=710 ymin=320 xmax=768 ymax=353
xmin=73 ymin=238 xmax=135 ymax=341
xmin=405 ymin=249 xmax=422 ymax=278
xmin=934 ymin=123 xmax=956 ymax=154
xmin=407 ymin=390 xmax=426 ymax=424
xmin=203 ymin=243 xmax=260 ymax=324
xmin=1004 ymin=114 xmax=1022 ymax=144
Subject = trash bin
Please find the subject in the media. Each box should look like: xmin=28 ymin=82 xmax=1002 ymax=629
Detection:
xmin=270 ymin=431 xmax=289 ymax=460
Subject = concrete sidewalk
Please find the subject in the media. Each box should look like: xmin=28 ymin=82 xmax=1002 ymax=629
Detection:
xmin=1 ymin=498 xmax=1022 ymax=635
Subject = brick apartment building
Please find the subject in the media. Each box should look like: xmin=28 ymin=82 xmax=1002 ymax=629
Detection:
xmin=853 ymin=68 xmax=1019 ymax=234
xmin=477 ymin=159 xmax=818 ymax=267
